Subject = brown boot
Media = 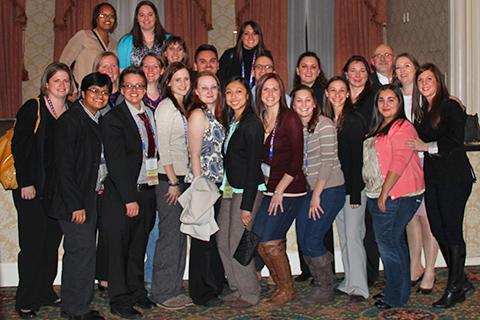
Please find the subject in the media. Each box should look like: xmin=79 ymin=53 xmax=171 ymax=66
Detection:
xmin=302 ymin=252 xmax=334 ymax=304
xmin=260 ymin=239 xmax=296 ymax=305
xmin=258 ymin=242 xmax=279 ymax=294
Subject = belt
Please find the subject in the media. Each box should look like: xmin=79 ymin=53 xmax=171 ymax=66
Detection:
xmin=137 ymin=183 xmax=155 ymax=192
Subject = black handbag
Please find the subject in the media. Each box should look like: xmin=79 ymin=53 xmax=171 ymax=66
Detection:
xmin=234 ymin=228 xmax=260 ymax=266
xmin=465 ymin=113 xmax=480 ymax=142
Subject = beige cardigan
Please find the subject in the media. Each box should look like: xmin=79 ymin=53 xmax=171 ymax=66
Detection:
xmin=59 ymin=29 xmax=117 ymax=86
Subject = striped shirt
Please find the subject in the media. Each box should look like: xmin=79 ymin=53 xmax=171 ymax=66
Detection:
xmin=304 ymin=116 xmax=345 ymax=190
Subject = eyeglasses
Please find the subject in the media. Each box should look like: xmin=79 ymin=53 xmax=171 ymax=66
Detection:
xmin=254 ymin=65 xmax=274 ymax=72
xmin=87 ymin=88 xmax=110 ymax=96
xmin=98 ymin=13 xmax=115 ymax=20
xmin=372 ymin=53 xmax=394 ymax=59
xmin=121 ymin=83 xmax=146 ymax=90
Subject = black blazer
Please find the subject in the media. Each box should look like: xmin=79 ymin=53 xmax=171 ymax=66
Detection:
xmin=51 ymin=103 xmax=102 ymax=221
xmin=100 ymin=101 xmax=143 ymax=204
xmin=12 ymin=95 xmax=61 ymax=197
xmin=337 ymin=111 xmax=367 ymax=205
xmin=369 ymin=72 xmax=383 ymax=92
xmin=416 ymin=98 xmax=475 ymax=184
xmin=224 ymin=112 xmax=264 ymax=211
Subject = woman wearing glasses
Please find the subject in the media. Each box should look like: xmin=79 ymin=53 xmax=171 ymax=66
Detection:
xmin=60 ymin=2 xmax=117 ymax=93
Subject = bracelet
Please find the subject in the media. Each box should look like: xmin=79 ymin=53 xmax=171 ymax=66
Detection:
xmin=273 ymin=190 xmax=282 ymax=195
xmin=168 ymin=180 xmax=180 ymax=186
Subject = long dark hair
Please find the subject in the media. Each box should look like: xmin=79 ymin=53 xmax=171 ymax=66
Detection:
xmin=293 ymin=51 xmax=328 ymax=89
xmin=255 ymin=73 xmax=288 ymax=126
xmin=290 ymin=85 xmax=319 ymax=133
xmin=412 ymin=63 xmax=450 ymax=128
xmin=342 ymin=55 xmax=372 ymax=105
xmin=223 ymin=76 xmax=256 ymax=127
xmin=322 ymin=76 xmax=354 ymax=129
xmin=159 ymin=62 xmax=190 ymax=114
xmin=131 ymin=1 xmax=168 ymax=48
xmin=187 ymin=71 xmax=223 ymax=123
xmin=368 ymin=84 xmax=407 ymax=137
xmin=235 ymin=20 xmax=268 ymax=61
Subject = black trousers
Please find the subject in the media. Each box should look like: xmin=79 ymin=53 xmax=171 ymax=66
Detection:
xmin=59 ymin=215 xmax=97 ymax=316
xmin=189 ymin=197 xmax=225 ymax=305
xmin=95 ymin=194 xmax=108 ymax=283
xmin=13 ymin=190 xmax=62 ymax=311
xmin=101 ymin=185 xmax=156 ymax=308
xmin=425 ymin=180 xmax=473 ymax=246
xmin=364 ymin=206 xmax=380 ymax=284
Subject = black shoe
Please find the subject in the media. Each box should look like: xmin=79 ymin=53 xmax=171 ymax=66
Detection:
xmin=17 ymin=310 xmax=37 ymax=319
xmin=374 ymin=300 xmax=392 ymax=310
xmin=295 ymin=272 xmax=312 ymax=282
xmin=463 ymin=278 xmax=475 ymax=297
xmin=411 ymin=273 xmax=424 ymax=287
xmin=65 ymin=310 xmax=104 ymax=320
xmin=41 ymin=298 xmax=61 ymax=307
xmin=135 ymin=297 xmax=156 ymax=310
xmin=110 ymin=306 xmax=142 ymax=319
xmin=349 ymin=294 xmax=367 ymax=303
xmin=372 ymin=292 xmax=384 ymax=300
xmin=432 ymin=289 xmax=465 ymax=308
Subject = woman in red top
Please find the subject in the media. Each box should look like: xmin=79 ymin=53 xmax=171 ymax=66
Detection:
xmin=252 ymin=73 xmax=307 ymax=305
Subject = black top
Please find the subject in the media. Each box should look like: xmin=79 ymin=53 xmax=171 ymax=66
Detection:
xmin=224 ymin=112 xmax=264 ymax=211
xmin=100 ymin=101 xmax=144 ymax=204
xmin=12 ymin=95 xmax=63 ymax=199
xmin=353 ymin=89 xmax=375 ymax=132
xmin=218 ymin=47 xmax=269 ymax=87
xmin=311 ymin=79 xmax=326 ymax=113
xmin=416 ymin=98 xmax=475 ymax=184
xmin=337 ymin=111 xmax=367 ymax=205
xmin=51 ymin=103 xmax=102 ymax=222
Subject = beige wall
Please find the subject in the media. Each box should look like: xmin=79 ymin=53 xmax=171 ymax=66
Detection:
xmin=208 ymin=0 xmax=236 ymax=57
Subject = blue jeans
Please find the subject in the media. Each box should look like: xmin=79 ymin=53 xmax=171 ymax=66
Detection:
xmin=368 ymin=194 xmax=423 ymax=306
xmin=253 ymin=195 xmax=306 ymax=242
xmin=144 ymin=212 xmax=160 ymax=284
xmin=296 ymin=185 xmax=345 ymax=257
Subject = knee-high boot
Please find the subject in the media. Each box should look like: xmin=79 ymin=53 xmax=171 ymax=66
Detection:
xmin=433 ymin=244 xmax=466 ymax=308
xmin=257 ymin=239 xmax=295 ymax=305
xmin=438 ymin=242 xmax=474 ymax=297
xmin=302 ymin=252 xmax=334 ymax=304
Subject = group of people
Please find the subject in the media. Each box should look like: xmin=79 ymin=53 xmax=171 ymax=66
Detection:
xmin=11 ymin=1 xmax=476 ymax=320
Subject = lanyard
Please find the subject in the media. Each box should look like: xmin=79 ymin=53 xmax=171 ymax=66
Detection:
xmin=180 ymin=112 xmax=188 ymax=148
xmin=241 ymin=52 xmax=256 ymax=88
xmin=268 ymin=122 xmax=277 ymax=160
xmin=46 ymin=96 xmax=67 ymax=119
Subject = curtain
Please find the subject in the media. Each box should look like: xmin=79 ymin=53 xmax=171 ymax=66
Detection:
xmin=235 ymin=0 xmax=289 ymax=88
xmin=334 ymin=0 xmax=387 ymax=75
xmin=53 ymin=0 xmax=103 ymax=61
xmin=164 ymin=0 xmax=212 ymax=66
xmin=0 ymin=0 xmax=27 ymax=118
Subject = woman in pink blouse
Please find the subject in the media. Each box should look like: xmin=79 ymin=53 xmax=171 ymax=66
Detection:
xmin=362 ymin=84 xmax=424 ymax=309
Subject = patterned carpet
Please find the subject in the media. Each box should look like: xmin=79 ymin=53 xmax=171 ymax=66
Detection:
xmin=1 ymin=266 xmax=479 ymax=320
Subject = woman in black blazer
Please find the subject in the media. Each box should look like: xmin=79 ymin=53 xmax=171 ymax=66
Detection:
xmin=410 ymin=63 xmax=476 ymax=309
xmin=217 ymin=76 xmax=264 ymax=308
xmin=12 ymin=62 xmax=74 ymax=318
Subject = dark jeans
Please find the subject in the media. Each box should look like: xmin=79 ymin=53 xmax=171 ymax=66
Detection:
xmin=253 ymin=195 xmax=306 ymax=242
xmin=296 ymin=186 xmax=345 ymax=257
xmin=368 ymin=194 xmax=423 ymax=307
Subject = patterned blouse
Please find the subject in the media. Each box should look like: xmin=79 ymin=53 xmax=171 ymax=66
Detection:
xmin=131 ymin=42 xmax=163 ymax=67
xmin=185 ymin=108 xmax=225 ymax=184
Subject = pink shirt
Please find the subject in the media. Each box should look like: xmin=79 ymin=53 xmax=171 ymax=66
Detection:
xmin=374 ymin=120 xmax=424 ymax=199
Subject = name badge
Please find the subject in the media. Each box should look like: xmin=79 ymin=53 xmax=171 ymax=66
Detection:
xmin=146 ymin=158 xmax=159 ymax=186
xmin=261 ymin=162 xmax=271 ymax=178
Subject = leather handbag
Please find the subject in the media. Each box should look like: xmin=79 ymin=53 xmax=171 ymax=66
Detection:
xmin=0 ymin=97 xmax=41 ymax=190
xmin=234 ymin=228 xmax=260 ymax=266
